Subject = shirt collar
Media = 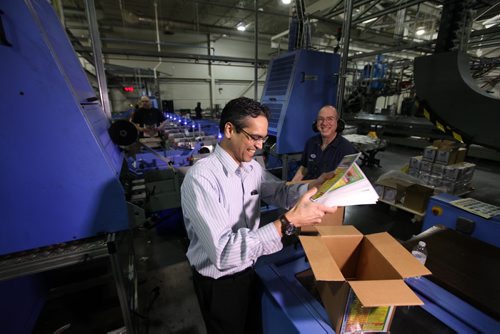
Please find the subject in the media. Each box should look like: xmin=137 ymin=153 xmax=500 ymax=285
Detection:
xmin=314 ymin=134 xmax=340 ymax=149
xmin=214 ymin=145 xmax=253 ymax=176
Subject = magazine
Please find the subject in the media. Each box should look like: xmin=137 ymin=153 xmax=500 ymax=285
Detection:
xmin=310 ymin=153 xmax=379 ymax=207
xmin=340 ymin=288 xmax=394 ymax=334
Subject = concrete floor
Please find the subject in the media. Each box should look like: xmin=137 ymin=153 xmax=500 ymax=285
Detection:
xmin=34 ymin=143 xmax=500 ymax=334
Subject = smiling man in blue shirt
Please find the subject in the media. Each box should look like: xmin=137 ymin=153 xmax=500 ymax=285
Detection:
xmin=181 ymin=97 xmax=337 ymax=334
xmin=292 ymin=105 xmax=357 ymax=182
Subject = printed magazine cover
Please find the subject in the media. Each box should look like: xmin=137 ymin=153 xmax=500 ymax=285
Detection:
xmin=340 ymin=289 xmax=394 ymax=334
xmin=311 ymin=153 xmax=379 ymax=207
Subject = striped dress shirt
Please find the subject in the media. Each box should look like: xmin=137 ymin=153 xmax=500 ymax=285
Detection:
xmin=181 ymin=145 xmax=307 ymax=279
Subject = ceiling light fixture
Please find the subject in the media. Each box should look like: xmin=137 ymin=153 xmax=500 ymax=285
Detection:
xmin=482 ymin=14 xmax=500 ymax=29
xmin=237 ymin=23 xmax=246 ymax=32
xmin=362 ymin=17 xmax=378 ymax=24
xmin=416 ymin=28 xmax=425 ymax=36
xmin=281 ymin=0 xmax=292 ymax=4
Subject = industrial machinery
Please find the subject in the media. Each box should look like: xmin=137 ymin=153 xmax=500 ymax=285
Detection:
xmin=414 ymin=51 xmax=500 ymax=151
xmin=0 ymin=1 xmax=136 ymax=332
xmin=261 ymin=49 xmax=341 ymax=155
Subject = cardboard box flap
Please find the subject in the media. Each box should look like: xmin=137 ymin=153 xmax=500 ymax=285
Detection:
xmin=299 ymin=236 xmax=344 ymax=281
xmin=316 ymin=225 xmax=362 ymax=236
xmin=365 ymin=233 xmax=431 ymax=278
xmin=301 ymin=207 xmax=345 ymax=233
xmin=349 ymin=280 xmax=423 ymax=307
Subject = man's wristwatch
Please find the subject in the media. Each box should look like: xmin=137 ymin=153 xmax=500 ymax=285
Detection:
xmin=279 ymin=214 xmax=300 ymax=237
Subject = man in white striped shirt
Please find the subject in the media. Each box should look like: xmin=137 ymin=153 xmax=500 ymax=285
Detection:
xmin=181 ymin=97 xmax=337 ymax=334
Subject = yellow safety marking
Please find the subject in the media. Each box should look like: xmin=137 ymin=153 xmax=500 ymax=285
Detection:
xmin=452 ymin=132 xmax=463 ymax=142
xmin=435 ymin=121 xmax=445 ymax=132
xmin=423 ymin=109 xmax=430 ymax=120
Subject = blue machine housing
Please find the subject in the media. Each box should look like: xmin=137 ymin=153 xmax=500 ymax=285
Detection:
xmin=0 ymin=0 xmax=128 ymax=255
xmin=261 ymin=50 xmax=341 ymax=154
xmin=256 ymin=246 xmax=335 ymax=333
xmin=422 ymin=193 xmax=500 ymax=248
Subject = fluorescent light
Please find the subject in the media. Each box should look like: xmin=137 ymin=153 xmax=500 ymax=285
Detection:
xmin=416 ymin=28 xmax=425 ymax=36
xmin=362 ymin=17 xmax=378 ymax=24
xmin=483 ymin=14 xmax=500 ymax=27
xmin=281 ymin=0 xmax=291 ymax=4
xmin=237 ymin=23 xmax=246 ymax=32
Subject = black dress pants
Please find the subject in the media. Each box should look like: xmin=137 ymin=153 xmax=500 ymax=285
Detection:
xmin=192 ymin=267 xmax=261 ymax=334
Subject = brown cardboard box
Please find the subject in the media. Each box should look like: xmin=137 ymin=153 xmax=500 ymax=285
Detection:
xmin=300 ymin=226 xmax=431 ymax=334
xmin=432 ymin=139 xmax=462 ymax=165
xmin=409 ymin=156 xmax=422 ymax=170
xmin=301 ymin=207 xmax=345 ymax=233
xmin=422 ymin=146 xmax=437 ymax=162
xmin=399 ymin=183 xmax=434 ymax=212
xmin=435 ymin=148 xmax=458 ymax=165
xmin=420 ymin=160 xmax=433 ymax=173
xmin=376 ymin=178 xmax=413 ymax=204
xmin=455 ymin=147 xmax=467 ymax=163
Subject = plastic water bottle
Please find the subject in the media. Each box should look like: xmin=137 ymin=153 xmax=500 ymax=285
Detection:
xmin=411 ymin=241 xmax=428 ymax=265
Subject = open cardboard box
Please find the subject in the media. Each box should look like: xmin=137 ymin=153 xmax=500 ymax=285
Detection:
xmin=301 ymin=207 xmax=345 ymax=233
xmin=300 ymin=226 xmax=431 ymax=333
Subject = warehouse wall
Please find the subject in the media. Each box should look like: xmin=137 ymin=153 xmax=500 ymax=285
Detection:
xmin=104 ymin=33 xmax=271 ymax=113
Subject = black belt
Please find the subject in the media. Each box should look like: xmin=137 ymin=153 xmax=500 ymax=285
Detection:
xmin=192 ymin=266 xmax=254 ymax=281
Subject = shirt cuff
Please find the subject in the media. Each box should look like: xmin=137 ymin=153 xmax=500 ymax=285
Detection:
xmin=256 ymin=221 xmax=283 ymax=254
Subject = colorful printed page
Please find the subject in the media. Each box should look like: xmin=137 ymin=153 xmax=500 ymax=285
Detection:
xmin=311 ymin=161 xmax=379 ymax=207
xmin=311 ymin=153 xmax=361 ymax=201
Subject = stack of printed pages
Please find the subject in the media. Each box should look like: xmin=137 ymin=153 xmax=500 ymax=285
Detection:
xmin=311 ymin=153 xmax=379 ymax=207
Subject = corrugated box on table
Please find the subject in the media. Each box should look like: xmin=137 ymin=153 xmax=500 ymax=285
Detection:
xmin=432 ymin=140 xmax=463 ymax=165
xmin=398 ymin=183 xmax=435 ymax=212
xmin=443 ymin=164 xmax=463 ymax=181
xmin=420 ymin=160 xmax=433 ymax=173
xmin=300 ymin=226 xmax=431 ymax=334
xmin=422 ymin=145 xmax=437 ymax=162
xmin=431 ymin=163 xmax=446 ymax=177
xmin=408 ymin=156 xmax=422 ymax=170
xmin=461 ymin=162 xmax=476 ymax=182
xmin=455 ymin=147 xmax=467 ymax=163
xmin=375 ymin=178 xmax=412 ymax=203
xmin=377 ymin=177 xmax=433 ymax=212
xmin=443 ymin=162 xmax=476 ymax=182
xmin=418 ymin=172 xmax=431 ymax=185
xmin=408 ymin=167 xmax=420 ymax=178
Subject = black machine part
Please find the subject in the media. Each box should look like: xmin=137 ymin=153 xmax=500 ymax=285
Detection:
xmin=414 ymin=51 xmax=500 ymax=150
xmin=108 ymin=120 xmax=139 ymax=146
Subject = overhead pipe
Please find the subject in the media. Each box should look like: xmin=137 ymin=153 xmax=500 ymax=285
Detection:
xmin=336 ymin=0 xmax=354 ymax=117
xmin=153 ymin=1 xmax=162 ymax=100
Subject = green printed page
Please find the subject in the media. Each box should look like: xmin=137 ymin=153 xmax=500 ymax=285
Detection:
xmin=311 ymin=163 xmax=364 ymax=201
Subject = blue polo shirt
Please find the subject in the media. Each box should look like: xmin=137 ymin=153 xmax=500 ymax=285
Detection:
xmin=299 ymin=134 xmax=358 ymax=180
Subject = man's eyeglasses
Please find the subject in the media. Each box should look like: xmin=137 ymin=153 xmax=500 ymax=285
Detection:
xmin=239 ymin=128 xmax=269 ymax=144
xmin=316 ymin=116 xmax=337 ymax=123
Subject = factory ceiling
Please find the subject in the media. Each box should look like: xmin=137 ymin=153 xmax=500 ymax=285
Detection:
xmin=58 ymin=0 xmax=499 ymax=78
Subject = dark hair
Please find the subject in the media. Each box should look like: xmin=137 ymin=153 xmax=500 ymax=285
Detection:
xmin=219 ymin=97 xmax=270 ymax=133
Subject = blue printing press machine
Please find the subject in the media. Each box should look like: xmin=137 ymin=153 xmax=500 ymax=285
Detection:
xmin=255 ymin=226 xmax=499 ymax=333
